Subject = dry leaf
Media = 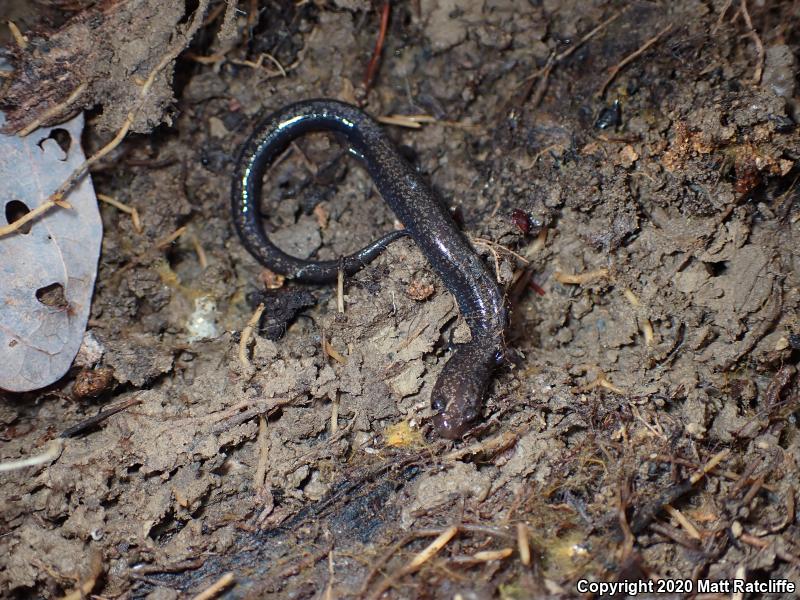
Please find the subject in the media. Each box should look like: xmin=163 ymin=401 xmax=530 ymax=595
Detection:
xmin=0 ymin=113 xmax=102 ymax=392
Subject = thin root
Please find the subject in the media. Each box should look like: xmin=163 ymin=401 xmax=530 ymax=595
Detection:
xmin=19 ymin=82 xmax=88 ymax=137
xmin=0 ymin=438 xmax=65 ymax=473
xmin=554 ymin=268 xmax=609 ymax=285
xmin=739 ymin=0 xmax=764 ymax=84
xmin=337 ymin=268 xmax=345 ymax=314
xmin=581 ymin=373 xmax=626 ymax=395
xmin=664 ymin=505 xmax=702 ymax=540
xmin=7 ymin=20 xmax=27 ymax=49
xmin=598 ymin=23 xmax=673 ymax=97
xmin=472 ymin=238 xmax=530 ymax=265
xmin=60 ymin=396 xmax=142 ymax=438
xmin=367 ymin=526 xmax=458 ymax=600
xmin=472 ymin=548 xmax=513 ymax=561
xmin=622 ymin=288 xmax=654 ymax=346
xmin=0 ymin=196 xmax=72 ymax=237
xmin=472 ymin=237 xmax=530 ymax=283
xmin=191 ymin=572 xmax=235 ymax=600
xmin=97 ymin=193 xmax=143 ymax=233
xmin=516 ymin=522 xmax=531 ymax=566
xmin=253 ymin=415 xmax=269 ymax=490
xmin=377 ymin=114 xmax=435 ymax=129
xmin=323 ymin=338 xmax=348 ymax=365
xmin=190 ymin=233 xmax=208 ymax=269
xmin=363 ymin=1 xmax=391 ymax=96
xmin=239 ymin=303 xmax=266 ymax=371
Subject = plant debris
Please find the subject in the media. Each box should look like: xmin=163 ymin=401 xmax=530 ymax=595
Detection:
xmin=1 ymin=0 xmax=800 ymax=598
xmin=0 ymin=112 xmax=102 ymax=392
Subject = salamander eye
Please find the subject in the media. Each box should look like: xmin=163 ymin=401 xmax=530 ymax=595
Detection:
xmin=462 ymin=407 xmax=479 ymax=422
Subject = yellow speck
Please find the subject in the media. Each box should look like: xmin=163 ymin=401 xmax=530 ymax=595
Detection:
xmin=384 ymin=420 xmax=424 ymax=448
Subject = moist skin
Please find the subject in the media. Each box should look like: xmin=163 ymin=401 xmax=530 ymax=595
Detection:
xmin=232 ymin=99 xmax=508 ymax=439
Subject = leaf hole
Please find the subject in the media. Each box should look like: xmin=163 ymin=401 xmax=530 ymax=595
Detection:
xmin=5 ymin=200 xmax=32 ymax=234
xmin=705 ymin=261 xmax=728 ymax=277
xmin=36 ymin=283 xmax=68 ymax=309
xmin=37 ymin=128 xmax=72 ymax=158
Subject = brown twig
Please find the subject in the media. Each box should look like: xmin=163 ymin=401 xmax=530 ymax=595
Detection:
xmin=323 ymin=338 xmax=348 ymax=364
xmin=210 ymin=397 xmax=295 ymax=434
xmin=191 ymin=572 xmax=235 ymax=600
xmin=18 ymin=82 xmax=87 ymax=137
xmin=516 ymin=522 xmax=531 ymax=566
xmin=741 ymin=474 xmax=766 ymax=506
xmin=367 ymin=526 xmax=458 ymax=600
xmin=377 ymin=114 xmax=433 ymax=129
xmin=649 ymin=521 xmax=701 ymax=550
xmin=554 ymin=268 xmax=609 ymax=285
xmin=135 ymin=558 xmax=206 ymax=575
xmin=362 ymin=1 xmax=391 ymax=97
xmin=713 ymin=0 xmax=735 ymax=33
xmin=359 ymin=530 xmax=442 ymax=596
xmin=557 ymin=9 xmax=626 ymax=64
xmin=157 ymin=226 xmax=189 ymax=251
xmin=617 ymin=478 xmax=635 ymax=561
xmin=726 ymin=456 xmax=763 ymax=499
xmin=337 ymin=267 xmax=345 ymax=313
xmin=7 ymin=20 xmax=28 ymax=49
xmin=631 ymin=449 xmax=729 ymax=534
xmin=97 ymin=193 xmax=143 ymax=233
xmin=443 ymin=429 xmax=520 ymax=463
xmin=664 ymin=505 xmax=702 ymax=540
xmin=358 ymin=523 xmax=514 ymax=597
xmin=202 ymin=1 xmax=228 ymax=26
xmin=598 ymin=23 xmax=673 ymax=97
xmin=580 ymin=372 xmax=626 ymax=395
xmin=189 ymin=233 xmax=208 ymax=269
xmin=739 ymin=0 xmax=764 ymax=84
xmin=622 ymin=288 xmax=654 ymax=345
xmin=60 ymin=396 xmax=143 ymax=438
xmin=472 ymin=548 xmax=514 ymax=561
xmin=239 ymin=303 xmax=266 ymax=370
xmin=515 ymin=9 xmax=625 ymax=110
xmin=0 ymin=196 xmax=72 ymax=236
xmin=253 ymin=415 xmax=269 ymax=490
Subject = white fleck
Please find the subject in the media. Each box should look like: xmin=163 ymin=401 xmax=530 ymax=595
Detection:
xmin=186 ymin=296 xmax=219 ymax=341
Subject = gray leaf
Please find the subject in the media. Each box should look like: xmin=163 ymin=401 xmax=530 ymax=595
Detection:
xmin=0 ymin=112 xmax=102 ymax=392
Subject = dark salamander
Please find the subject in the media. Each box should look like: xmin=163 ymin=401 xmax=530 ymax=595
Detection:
xmin=232 ymin=99 xmax=508 ymax=438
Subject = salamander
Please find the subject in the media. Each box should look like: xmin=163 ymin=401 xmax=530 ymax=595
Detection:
xmin=231 ymin=99 xmax=508 ymax=438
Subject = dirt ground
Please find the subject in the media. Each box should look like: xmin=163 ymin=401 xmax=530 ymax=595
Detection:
xmin=2 ymin=0 xmax=800 ymax=598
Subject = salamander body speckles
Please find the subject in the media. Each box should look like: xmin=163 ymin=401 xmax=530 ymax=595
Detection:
xmin=232 ymin=99 xmax=508 ymax=438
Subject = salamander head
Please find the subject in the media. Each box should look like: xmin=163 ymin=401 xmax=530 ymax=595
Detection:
xmin=430 ymin=342 xmax=498 ymax=439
